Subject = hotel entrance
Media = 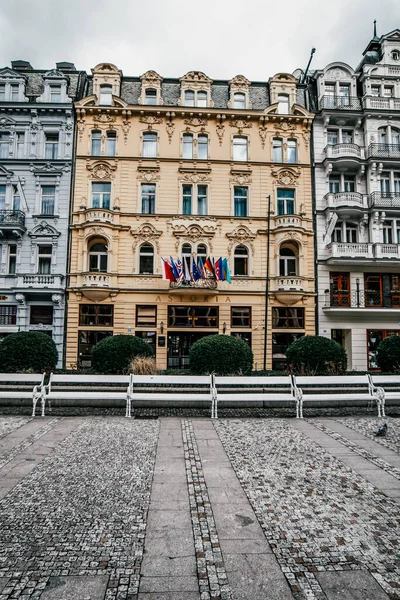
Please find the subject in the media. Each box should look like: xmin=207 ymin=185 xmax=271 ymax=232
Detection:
xmin=167 ymin=332 xmax=214 ymax=369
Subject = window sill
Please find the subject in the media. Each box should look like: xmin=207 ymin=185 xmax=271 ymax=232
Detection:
xmin=33 ymin=214 xmax=59 ymax=219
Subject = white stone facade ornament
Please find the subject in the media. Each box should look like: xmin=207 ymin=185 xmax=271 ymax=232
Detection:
xmin=226 ymin=225 xmax=256 ymax=255
xmin=137 ymin=169 xmax=160 ymax=183
xmin=93 ymin=113 xmax=117 ymax=125
xmin=130 ymin=222 xmax=163 ymax=250
xmin=271 ymin=167 xmax=301 ymax=186
xmin=229 ymin=118 xmax=252 ymax=134
xmin=139 ymin=115 xmax=163 ymax=129
xmin=87 ymin=161 xmax=117 ymax=179
xmin=230 ymin=173 xmax=252 ymax=185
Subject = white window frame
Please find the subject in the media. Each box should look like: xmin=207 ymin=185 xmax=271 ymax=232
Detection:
xmin=91 ymin=182 xmax=111 ymax=210
xmin=40 ymin=185 xmax=56 ymax=215
xmin=37 ymin=245 xmax=53 ymax=274
xmin=232 ymin=136 xmax=248 ymax=161
xmin=106 ymin=131 xmax=117 ymax=157
xmin=99 ymin=85 xmax=113 ymax=106
xmin=141 ymin=183 xmax=156 ymax=214
xmin=138 ymin=242 xmax=155 ymax=274
xmin=233 ymin=245 xmax=249 ymax=276
xmin=142 ymin=131 xmax=158 ymax=158
xmin=181 ymin=183 xmax=208 ymax=216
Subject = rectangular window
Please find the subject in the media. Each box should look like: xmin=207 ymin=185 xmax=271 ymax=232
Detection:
xmin=182 ymin=184 xmax=192 ymax=215
xmin=136 ymin=305 xmax=157 ymax=327
xmin=50 ymin=85 xmax=61 ymax=102
xmin=91 ymin=131 xmax=101 ymax=155
xmin=38 ymin=246 xmax=52 ymax=274
xmin=394 ymin=173 xmax=400 ymax=194
xmin=168 ymin=306 xmax=218 ymax=328
xmin=135 ymin=331 xmax=156 ymax=356
xmin=8 ymin=244 xmax=16 ymax=274
xmin=384 ymin=86 xmax=394 ymax=97
xmin=141 ymin=184 xmax=155 ymax=214
xmin=329 ymin=176 xmax=340 ymax=194
xmin=327 ymin=130 xmax=338 ymax=145
xmin=272 ymin=307 xmax=304 ymax=328
xmin=12 ymin=185 xmax=20 ymax=211
xmin=142 ymin=132 xmax=157 ymax=158
xmin=197 ymin=134 xmax=208 ymax=159
xmin=0 ymin=185 xmax=5 ymax=210
xmin=231 ymin=307 xmax=251 ymax=328
xmin=0 ymin=305 xmax=17 ymax=325
xmin=91 ymin=182 xmax=111 ymax=209
xmin=45 ymin=134 xmax=59 ymax=160
xmin=30 ymin=306 xmax=53 ymax=325
xmin=273 ymin=139 xmax=283 ymax=162
xmin=0 ymin=85 xmax=5 ymax=101
xmin=233 ymin=136 xmax=248 ymax=161
xmin=10 ymin=85 xmax=19 ymax=101
xmin=371 ymin=86 xmax=380 ymax=96
xmin=231 ymin=332 xmax=252 ymax=347
xmin=368 ymin=330 xmax=400 ymax=370
xmin=197 ymin=185 xmax=207 ymax=215
xmin=344 ymin=176 xmax=355 ymax=192
xmin=272 ymin=332 xmax=304 ymax=371
xmin=329 ymin=272 xmax=350 ymax=307
xmin=380 ymin=173 xmax=390 ymax=194
xmin=234 ymin=186 xmax=248 ymax=217
xmin=16 ymin=132 xmax=24 ymax=158
xmin=78 ymin=331 xmax=113 ymax=367
xmin=106 ymin=132 xmax=116 ymax=156
xmin=0 ymin=133 xmax=9 ymax=158
xmin=182 ymin=134 xmax=193 ymax=159
xmin=41 ymin=185 xmax=55 ymax=215
xmin=79 ymin=304 xmax=114 ymax=327
xmin=325 ymin=84 xmax=335 ymax=97
xmin=342 ymin=130 xmax=353 ymax=144
xmin=277 ymin=189 xmax=295 ymax=215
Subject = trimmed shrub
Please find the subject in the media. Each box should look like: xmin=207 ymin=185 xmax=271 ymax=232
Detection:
xmin=91 ymin=335 xmax=153 ymax=374
xmin=130 ymin=356 xmax=158 ymax=375
xmin=376 ymin=335 xmax=400 ymax=373
xmin=286 ymin=335 xmax=347 ymax=375
xmin=0 ymin=331 xmax=58 ymax=373
xmin=189 ymin=335 xmax=253 ymax=375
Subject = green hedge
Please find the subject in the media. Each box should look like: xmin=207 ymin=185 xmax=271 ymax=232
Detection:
xmin=376 ymin=335 xmax=400 ymax=373
xmin=91 ymin=335 xmax=153 ymax=374
xmin=286 ymin=335 xmax=347 ymax=375
xmin=0 ymin=332 xmax=58 ymax=373
xmin=189 ymin=335 xmax=253 ymax=375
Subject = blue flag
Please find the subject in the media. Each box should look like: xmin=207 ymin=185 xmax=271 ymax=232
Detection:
xmin=170 ymin=256 xmax=179 ymax=280
xmin=222 ymin=258 xmax=231 ymax=283
xmin=192 ymin=260 xmax=202 ymax=281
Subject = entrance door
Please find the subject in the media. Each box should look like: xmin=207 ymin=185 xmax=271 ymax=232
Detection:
xmin=167 ymin=332 xmax=213 ymax=369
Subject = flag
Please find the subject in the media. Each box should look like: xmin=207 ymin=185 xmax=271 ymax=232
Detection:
xmin=192 ymin=260 xmax=201 ymax=282
xmin=184 ymin=259 xmax=191 ymax=282
xmin=161 ymin=258 xmax=174 ymax=282
xmin=170 ymin=256 xmax=179 ymax=280
xmin=176 ymin=258 xmax=184 ymax=281
xmin=222 ymin=258 xmax=231 ymax=283
xmin=204 ymin=257 xmax=215 ymax=277
xmin=198 ymin=256 xmax=205 ymax=278
xmin=215 ymin=257 xmax=223 ymax=281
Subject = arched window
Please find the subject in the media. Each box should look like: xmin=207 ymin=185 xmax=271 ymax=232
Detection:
xmin=277 ymin=94 xmax=289 ymax=115
xmin=279 ymin=246 xmax=297 ymax=276
xmin=234 ymin=92 xmax=246 ymax=109
xmin=234 ymin=245 xmax=248 ymax=276
xmin=139 ymin=243 xmax=154 ymax=274
xmin=233 ymin=136 xmax=248 ymax=161
xmin=182 ymin=133 xmax=193 ymax=159
xmin=99 ymin=85 xmax=112 ymax=106
xmin=379 ymin=127 xmax=388 ymax=144
xmin=184 ymin=90 xmax=195 ymax=107
xmin=392 ymin=128 xmax=400 ymax=149
xmin=89 ymin=241 xmax=108 ymax=272
xmin=142 ymin=132 xmax=158 ymax=158
xmin=273 ymin=138 xmax=282 ymax=162
xmin=106 ymin=131 xmax=116 ymax=156
xmin=197 ymin=134 xmax=208 ymax=159
xmin=287 ymin=139 xmax=297 ymax=164
xmin=91 ymin=130 xmax=101 ymax=155
xmin=197 ymin=244 xmax=207 ymax=261
xmin=145 ymin=88 xmax=157 ymax=105
xmin=182 ymin=243 xmax=192 ymax=274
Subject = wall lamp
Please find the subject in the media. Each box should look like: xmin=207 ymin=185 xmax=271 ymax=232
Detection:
xmin=223 ymin=322 xmax=227 ymax=334
xmin=160 ymin=321 xmax=164 ymax=334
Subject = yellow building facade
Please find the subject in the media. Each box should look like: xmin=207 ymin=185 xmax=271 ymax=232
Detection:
xmin=66 ymin=64 xmax=315 ymax=371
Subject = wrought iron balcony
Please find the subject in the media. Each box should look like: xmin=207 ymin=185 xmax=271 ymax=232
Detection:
xmin=324 ymin=143 xmax=363 ymax=159
xmin=0 ymin=210 xmax=26 ymax=233
xmin=367 ymin=143 xmax=400 ymax=159
xmin=369 ymin=192 xmax=400 ymax=209
xmin=319 ymin=96 xmax=361 ymax=111
xmin=169 ymin=279 xmax=218 ymax=292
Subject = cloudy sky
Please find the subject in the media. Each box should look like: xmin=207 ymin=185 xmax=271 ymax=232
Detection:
xmin=1 ymin=0 xmax=400 ymax=80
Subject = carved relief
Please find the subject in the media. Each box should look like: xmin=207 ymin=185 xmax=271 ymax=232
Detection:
xmin=275 ymin=120 xmax=296 ymax=133
xmin=325 ymin=68 xmax=350 ymax=80
xmin=226 ymin=225 xmax=256 ymax=255
xmin=179 ymin=172 xmax=211 ymax=183
xmin=184 ymin=116 xmax=208 ymax=128
xmin=271 ymin=167 xmax=301 ymax=186
xmin=93 ymin=113 xmax=117 ymax=124
xmin=229 ymin=75 xmax=251 ymax=91
xmin=137 ymin=169 xmax=160 ymax=183
xmin=230 ymin=173 xmax=252 ymax=185
xmin=229 ymin=118 xmax=252 ymax=134
xmin=130 ymin=222 xmax=162 ymax=251
xmin=168 ymin=218 xmax=218 ymax=250
xmin=139 ymin=114 xmax=163 ymax=129
xmin=87 ymin=161 xmax=117 ymax=179
xmin=165 ymin=120 xmax=175 ymax=143
xmin=216 ymin=123 xmax=225 ymax=145
xmin=258 ymin=126 xmax=267 ymax=149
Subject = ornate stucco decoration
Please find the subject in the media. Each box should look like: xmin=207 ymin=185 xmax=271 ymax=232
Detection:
xmin=29 ymin=222 xmax=61 ymax=240
xmin=216 ymin=123 xmax=225 ymax=145
xmin=137 ymin=169 xmax=160 ymax=183
xmin=271 ymin=167 xmax=301 ymax=186
xmin=139 ymin=114 xmax=163 ymax=130
xmin=93 ymin=113 xmax=117 ymax=125
xmin=130 ymin=222 xmax=163 ymax=251
xmin=30 ymin=162 xmax=67 ymax=175
xmin=179 ymin=71 xmax=213 ymax=107
xmin=274 ymin=119 xmax=296 ymax=134
xmin=184 ymin=116 xmax=208 ymax=128
xmin=87 ymin=161 xmax=117 ymax=180
xmin=258 ymin=125 xmax=267 ymax=149
xmin=226 ymin=225 xmax=256 ymax=255
xmin=165 ymin=116 xmax=175 ymax=143
xmin=229 ymin=118 xmax=252 ymax=134
xmin=282 ymin=231 xmax=302 ymax=242
xmin=230 ymin=173 xmax=252 ymax=185
xmin=168 ymin=218 xmax=218 ymax=251
xmin=179 ymin=166 xmax=212 ymax=183
xmin=228 ymin=75 xmax=252 ymax=109
xmin=121 ymin=109 xmax=132 ymax=144
xmin=138 ymin=70 xmax=163 ymax=105
xmin=325 ymin=67 xmax=350 ymax=80
xmin=0 ymin=115 xmax=16 ymax=130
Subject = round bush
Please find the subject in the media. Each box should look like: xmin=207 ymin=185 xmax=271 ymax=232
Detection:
xmin=376 ymin=335 xmax=400 ymax=372
xmin=189 ymin=335 xmax=253 ymax=375
xmin=91 ymin=335 xmax=153 ymax=374
xmin=0 ymin=331 xmax=58 ymax=373
xmin=285 ymin=335 xmax=347 ymax=375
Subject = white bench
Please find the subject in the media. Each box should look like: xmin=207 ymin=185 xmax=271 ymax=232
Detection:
xmin=368 ymin=375 xmax=400 ymax=417
xmin=294 ymin=375 xmax=383 ymax=418
xmin=213 ymin=375 xmax=302 ymax=418
xmin=0 ymin=373 xmax=45 ymax=412
xmin=127 ymin=374 xmax=216 ymax=417
xmin=37 ymin=373 xmax=131 ymax=417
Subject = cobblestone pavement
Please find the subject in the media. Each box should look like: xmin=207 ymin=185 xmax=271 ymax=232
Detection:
xmin=337 ymin=417 xmax=400 ymax=454
xmin=0 ymin=418 xmax=159 ymax=599
xmin=0 ymin=417 xmax=31 ymax=440
xmin=213 ymin=419 xmax=400 ymax=600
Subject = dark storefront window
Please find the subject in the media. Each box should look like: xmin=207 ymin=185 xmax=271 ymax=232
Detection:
xmin=231 ymin=307 xmax=251 ymax=328
xmin=272 ymin=332 xmax=304 ymax=371
xmin=30 ymin=306 xmax=53 ymax=325
xmin=135 ymin=331 xmax=156 ymax=356
xmin=136 ymin=305 xmax=157 ymax=327
xmin=368 ymin=330 xmax=400 ymax=370
xmin=272 ymin=308 xmax=304 ymax=328
xmin=0 ymin=305 xmax=17 ymax=325
xmin=79 ymin=304 xmax=114 ymax=327
xmin=168 ymin=306 xmax=218 ymax=328
xmin=78 ymin=330 xmax=113 ymax=367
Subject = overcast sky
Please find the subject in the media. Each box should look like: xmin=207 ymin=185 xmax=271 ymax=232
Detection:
xmin=0 ymin=0 xmax=400 ymax=81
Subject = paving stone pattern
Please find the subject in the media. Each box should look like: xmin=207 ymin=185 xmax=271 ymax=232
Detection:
xmin=0 ymin=418 xmax=61 ymax=471
xmin=182 ymin=419 xmax=231 ymax=600
xmin=0 ymin=417 xmax=31 ymax=441
xmin=337 ymin=417 xmax=400 ymax=454
xmin=213 ymin=419 xmax=400 ymax=600
xmin=0 ymin=418 xmax=159 ymax=599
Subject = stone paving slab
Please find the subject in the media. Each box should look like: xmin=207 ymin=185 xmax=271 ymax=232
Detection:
xmin=41 ymin=575 xmax=109 ymax=599
xmin=315 ymin=571 xmax=389 ymax=600
xmin=0 ymin=581 xmax=8 ymax=595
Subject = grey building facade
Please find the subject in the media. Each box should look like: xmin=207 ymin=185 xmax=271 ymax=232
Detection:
xmin=0 ymin=61 xmax=86 ymax=366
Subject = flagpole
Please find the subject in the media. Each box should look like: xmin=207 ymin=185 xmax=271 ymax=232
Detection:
xmin=263 ymin=195 xmax=271 ymax=371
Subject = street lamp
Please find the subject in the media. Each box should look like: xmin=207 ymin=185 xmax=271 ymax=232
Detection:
xmin=263 ymin=195 xmax=271 ymax=371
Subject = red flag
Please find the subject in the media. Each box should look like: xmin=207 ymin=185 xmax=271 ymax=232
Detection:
xmin=204 ymin=257 xmax=215 ymax=277
xmin=162 ymin=258 xmax=175 ymax=282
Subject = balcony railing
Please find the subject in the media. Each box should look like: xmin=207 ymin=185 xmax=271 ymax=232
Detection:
xmin=326 ymin=243 xmax=374 ymax=259
xmin=369 ymin=192 xmax=400 ymax=209
xmin=325 ymin=143 xmax=363 ymax=159
xmin=363 ymin=96 xmax=400 ymax=111
xmin=325 ymin=192 xmax=366 ymax=209
xmin=324 ymin=290 xmax=400 ymax=309
xmin=367 ymin=143 xmax=400 ymax=159
xmin=374 ymin=244 xmax=400 ymax=259
xmin=272 ymin=277 xmax=305 ymax=291
xmin=0 ymin=210 xmax=26 ymax=229
xmin=319 ymin=96 xmax=362 ymax=111
xmin=274 ymin=215 xmax=303 ymax=228
xmin=83 ymin=273 xmax=111 ymax=287
xmin=84 ymin=209 xmax=115 ymax=224
xmin=15 ymin=274 xmax=64 ymax=288
xmin=169 ymin=279 xmax=218 ymax=291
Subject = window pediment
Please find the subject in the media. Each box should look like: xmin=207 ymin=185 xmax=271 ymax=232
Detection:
xmin=228 ymin=75 xmax=252 ymax=109
xmin=139 ymin=71 xmax=163 ymax=106
xmin=180 ymin=71 xmax=212 ymax=86
xmin=29 ymin=221 xmax=60 ymax=238
xmin=179 ymin=71 xmax=213 ymax=107
xmin=130 ymin=222 xmax=163 ymax=251
xmin=92 ymin=63 xmax=122 ymax=106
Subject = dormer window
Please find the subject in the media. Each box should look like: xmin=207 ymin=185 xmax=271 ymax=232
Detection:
xmin=10 ymin=85 xmax=19 ymax=101
xmin=99 ymin=85 xmax=112 ymax=106
xmin=197 ymin=91 xmax=207 ymax=107
xmin=277 ymin=94 xmax=289 ymax=114
xmin=0 ymin=85 xmax=5 ymax=101
xmin=50 ymin=85 xmax=61 ymax=102
xmin=184 ymin=89 xmax=207 ymax=107
xmin=234 ymin=93 xmax=246 ymax=109
xmin=392 ymin=50 xmax=400 ymax=61
xmin=145 ymin=88 xmax=157 ymax=105
xmin=184 ymin=90 xmax=195 ymax=107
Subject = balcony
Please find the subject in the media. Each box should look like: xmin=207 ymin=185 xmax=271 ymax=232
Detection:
xmin=82 ymin=273 xmax=111 ymax=287
xmin=77 ymin=272 xmax=116 ymax=302
xmin=169 ymin=278 xmax=218 ymax=295
xmin=15 ymin=274 xmax=64 ymax=289
xmin=324 ymin=143 xmax=364 ymax=160
xmin=323 ymin=290 xmax=400 ymax=310
xmin=367 ymin=143 xmax=400 ymax=160
xmin=83 ymin=209 xmax=117 ymax=225
xmin=374 ymin=243 xmax=400 ymax=259
xmin=274 ymin=215 xmax=303 ymax=229
xmin=318 ymin=96 xmax=361 ymax=111
xmin=271 ymin=277 xmax=306 ymax=292
xmin=369 ymin=192 xmax=400 ymax=209
xmin=326 ymin=242 xmax=374 ymax=260
xmin=0 ymin=210 xmax=26 ymax=236
xmin=363 ymin=96 xmax=400 ymax=111
xmin=325 ymin=192 xmax=367 ymax=216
